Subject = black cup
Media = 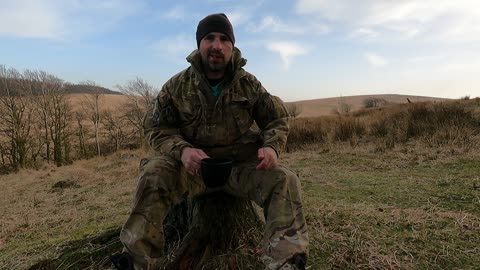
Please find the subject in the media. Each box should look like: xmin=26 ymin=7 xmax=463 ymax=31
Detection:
xmin=200 ymin=158 xmax=233 ymax=188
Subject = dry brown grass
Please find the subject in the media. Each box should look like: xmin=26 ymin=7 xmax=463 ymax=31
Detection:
xmin=1 ymin=142 xmax=480 ymax=269
xmin=1 ymin=98 xmax=480 ymax=269
xmin=0 ymin=150 xmax=141 ymax=269
xmin=281 ymin=143 xmax=480 ymax=269
xmin=67 ymin=94 xmax=131 ymax=112
xmin=290 ymin=94 xmax=450 ymax=118
xmin=71 ymin=93 xmax=448 ymax=118
xmin=287 ymin=99 xmax=480 ymax=152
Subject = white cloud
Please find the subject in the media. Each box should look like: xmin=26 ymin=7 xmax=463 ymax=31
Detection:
xmin=407 ymin=51 xmax=480 ymax=74
xmin=152 ymin=34 xmax=195 ymax=58
xmin=248 ymin=16 xmax=329 ymax=35
xmin=349 ymin=28 xmax=380 ymax=39
xmin=310 ymin=22 xmax=330 ymax=34
xmin=251 ymin=16 xmax=304 ymax=34
xmin=295 ymin=0 xmax=480 ymax=42
xmin=0 ymin=1 xmax=62 ymax=39
xmin=0 ymin=0 xmax=145 ymax=40
xmin=225 ymin=11 xmax=253 ymax=26
xmin=266 ymin=41 xmax=308 ymax=69
xmin=225 ymin=0 xmax=269 ymax=27
xmin=161 ymin=5 xmax=187 ymax=21
xmin=221 ymin=0 xmax=266 ymax=27
xmin=364 ymin=53 xmax=387 ymax=67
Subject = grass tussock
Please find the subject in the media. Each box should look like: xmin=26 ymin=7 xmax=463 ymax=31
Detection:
xmin=288 ymin=117 xmax=329 ymax=148
xmin=332 ymin=116 xmax=365 ymax=142
xmin=287 ymin=99 xmax=480 ymax=151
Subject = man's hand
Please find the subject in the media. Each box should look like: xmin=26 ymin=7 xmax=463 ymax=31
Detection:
xmin=181 ymin=147 xmax=210 ymax=175
xmin=256 ymin=147 xmax=278 ymax=171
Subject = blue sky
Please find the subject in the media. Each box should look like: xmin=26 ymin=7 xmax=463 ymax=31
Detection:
xmin=1 ymin=0 xmax=479 ymax=101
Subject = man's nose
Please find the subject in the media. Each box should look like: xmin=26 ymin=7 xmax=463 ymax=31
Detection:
xmin=211 ymin=38 xmax=222 ymax=49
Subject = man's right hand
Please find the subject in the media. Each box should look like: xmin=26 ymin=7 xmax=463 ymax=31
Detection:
xmin=181 ymin=147 xmax=210 ymax=175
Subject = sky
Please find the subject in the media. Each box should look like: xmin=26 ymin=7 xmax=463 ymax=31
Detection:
xmin=1 ymin=0 xmax=479 ymax=101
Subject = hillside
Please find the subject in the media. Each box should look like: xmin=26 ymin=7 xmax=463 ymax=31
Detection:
xmin=67 ymin=93 xmax=132 ymax=111
xmin=64 ymin=84 xmax=122 ymax=95
xmin=0 ymin=77 xmax=122 ymax=96
xmin=74 ymin=93 xmax=450 ymax=117
xmin=1 ymin=140 xmax=479 ymax=269
xmin=1 ymin=98 xmax=479 ymax=269
xmin=289 ymin=94 xmax=450 ymax=117
xmin=75 ymin=93 xmax=450 ymax=117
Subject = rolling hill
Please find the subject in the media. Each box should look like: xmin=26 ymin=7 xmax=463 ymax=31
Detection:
xmin=287 ymin=94 xmax=451 ymax=117
xmin=76 ymin=92 xmax=451 ymax=118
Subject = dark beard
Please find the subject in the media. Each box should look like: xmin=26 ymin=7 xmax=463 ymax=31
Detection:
xmin=202 ymin=49 xmax=227 ymax=73
xmin=206 ymin=60 xmax=226 ymax=72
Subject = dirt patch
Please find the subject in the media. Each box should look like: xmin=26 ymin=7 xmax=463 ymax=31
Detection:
xmin=50 ymin=180 xmax=80 ymax=191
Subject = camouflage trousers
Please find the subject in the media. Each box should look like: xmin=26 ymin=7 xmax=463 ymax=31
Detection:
xmin=120 ymin=155 xmax=309 ymax=270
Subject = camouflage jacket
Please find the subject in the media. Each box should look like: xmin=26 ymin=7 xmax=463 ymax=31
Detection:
xmin=144 ymin=47 xmax=289 ymax=161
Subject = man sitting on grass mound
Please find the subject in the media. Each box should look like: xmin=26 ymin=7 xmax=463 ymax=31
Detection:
xmin=114 ymin=13 xmax=309 ymax=270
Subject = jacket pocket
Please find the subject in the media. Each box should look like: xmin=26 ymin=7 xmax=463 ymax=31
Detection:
xmin=228 ymin=96 xmax=253 ymax=135
xmin=175 ymin=94 xmax=202 ymax=123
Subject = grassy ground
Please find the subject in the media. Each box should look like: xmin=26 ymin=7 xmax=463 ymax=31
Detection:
xmin=0 ymin=151 xmax=140 ymax=269
xmin=282 ymin=143 xmax=480 ymax=269
xmin=1 ymin=143 xmax=479 ymax=269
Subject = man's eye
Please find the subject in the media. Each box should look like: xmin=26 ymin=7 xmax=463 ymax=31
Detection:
xmin=220 ymin=36 xmax=229 ymax=42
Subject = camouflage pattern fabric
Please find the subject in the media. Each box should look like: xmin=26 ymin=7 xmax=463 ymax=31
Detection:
xmin=143 ymin=48 xmax=289 ymax=161
xmin=120 ymin=156 xmax=309 ymax=270
xmin=121 ymin=47 xmax=308 ymax=269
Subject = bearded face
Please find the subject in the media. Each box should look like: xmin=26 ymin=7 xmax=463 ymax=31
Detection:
xmin=199 ymin=32 xmax=233 ymax=78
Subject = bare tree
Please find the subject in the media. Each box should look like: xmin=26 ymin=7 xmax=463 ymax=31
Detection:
xmin=340 ymin=102 xmax=351 ymax=113
xmin=22 ymin=70 xmax=72 ymax=166
xmin=363 ymin=97 xmax=387 ymax=108
xmin=0 ymin=136 xmax=8 ymax=171
xmin=116 ymin=77 xmax=159 ymax=147
xmin=102 ymin=109 xmax=128 ymax=152
xmin=336 ymin=96 xmax=352 ymax=114
xmin=22 ymin=70 xmax=51 ymax=161
xmin=74 ymin=111 xmax=89 ymax=158
xmin=0 ymin=65 xmax=35 ymax=169
xmin=80 ymin=80 xmax=104 ymax=156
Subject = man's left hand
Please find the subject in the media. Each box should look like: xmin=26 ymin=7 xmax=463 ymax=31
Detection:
xmin=256 ymin=147 xmax=278 ymax=171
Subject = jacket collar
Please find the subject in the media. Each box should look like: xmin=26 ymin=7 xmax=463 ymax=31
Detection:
xmin=186 ymin=47 xmax=247 ymax=85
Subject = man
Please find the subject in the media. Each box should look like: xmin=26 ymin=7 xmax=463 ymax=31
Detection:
xmin=117 ymin=13 xmax=309 ymax=270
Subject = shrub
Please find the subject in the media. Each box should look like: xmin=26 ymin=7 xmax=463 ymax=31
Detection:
xmin=363 ymin=98 xmax=387 ymax=108
xmin=286 ymin=117 xmax=328 ymax=151
xmin=286 ymin=99 xmax=480 ymax=152
xmin=421 ymin=126 xmax=474 ymax=147
xmin=406 ymin=101 xmax=477 ymax=138
xmin=333 ymin=116 xmax=366 ymax=141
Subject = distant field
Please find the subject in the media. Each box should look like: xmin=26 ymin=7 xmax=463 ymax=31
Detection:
xmin=289 ymin=94 xmax=450 ymax=117
xmin=67 ymin=93 xmax=131 ymax=111
xmin=68 ymin=93 xmax=451 ymax=118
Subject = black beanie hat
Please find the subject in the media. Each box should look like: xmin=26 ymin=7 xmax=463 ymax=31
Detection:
xmin=196 ymin=13 xmax=235 ymax=48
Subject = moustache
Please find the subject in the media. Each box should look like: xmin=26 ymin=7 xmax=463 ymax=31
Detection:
xmin=208 ymin=49 xmax=224 ymax=57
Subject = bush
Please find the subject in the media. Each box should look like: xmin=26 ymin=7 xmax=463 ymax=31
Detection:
xmin=287 ymin=118 xmax=328 ymax=151
xmin=363 ymin=98 xmax=387 ymax=108
xmin=333 ymin=116 xmax=365 ymax=141
xmin=286 ymin=99 xmax=480 ymax=151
